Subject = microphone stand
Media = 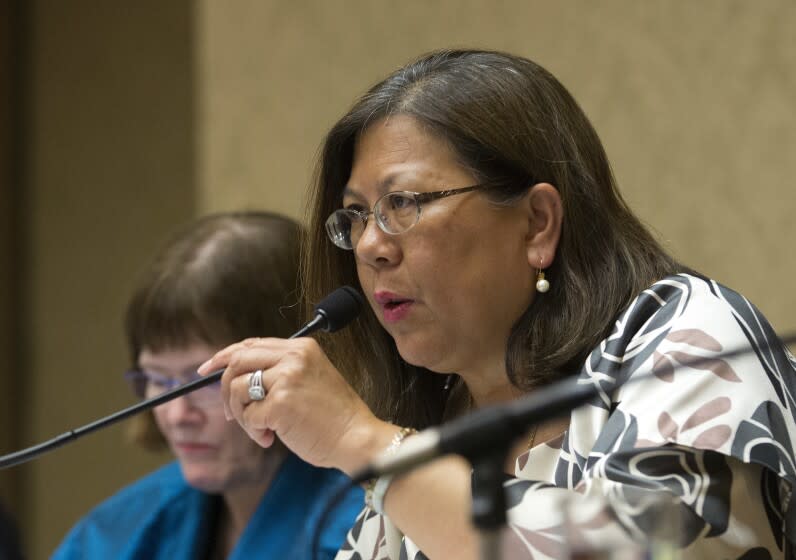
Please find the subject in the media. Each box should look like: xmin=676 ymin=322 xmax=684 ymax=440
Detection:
xmin=351 ymin=379 xmax=599 ymax=559
xmin=436 ymin=381 xmax=598 ymax=559
xmin=471 ymin=446 xmax=511 ymax=560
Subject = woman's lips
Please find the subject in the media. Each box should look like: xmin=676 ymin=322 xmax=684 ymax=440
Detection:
xmin=374 ymin=291 xmax=415 ymax=323
xmin=174 ymin=442 xmax=216 ymax=454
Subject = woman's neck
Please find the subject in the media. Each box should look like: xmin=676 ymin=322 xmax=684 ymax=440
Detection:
xmin=460 ymin=364 xmax=524 ymax=409
xmin=218 ymin=447 xmax=288 ymax=555
xmin=458 ymin=367 xmax=570 ymax=473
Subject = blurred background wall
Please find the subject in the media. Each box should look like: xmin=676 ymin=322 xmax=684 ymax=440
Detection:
xmin=1 ymin=1 xmax=794 ymax=557
xmin=0 ymin=0 xmax=18 ymax=529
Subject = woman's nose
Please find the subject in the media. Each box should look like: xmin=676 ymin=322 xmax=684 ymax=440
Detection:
xmin=162 ymin=395 xmax=203 ymax=424
xmin=354 ymin=218 xmax=401 ymax=267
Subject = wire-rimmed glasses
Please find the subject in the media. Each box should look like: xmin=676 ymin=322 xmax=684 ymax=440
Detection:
xmin=325 ymin=182 xmax=502 ymax=250
xmin=124 ymin=369 xmax=222 ymax=407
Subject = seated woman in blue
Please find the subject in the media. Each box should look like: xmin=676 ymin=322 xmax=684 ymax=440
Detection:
xmin=1 ymin=499 xmax=23 ymax=560
xmin=53 ymin=211 xmax=363 ymax=560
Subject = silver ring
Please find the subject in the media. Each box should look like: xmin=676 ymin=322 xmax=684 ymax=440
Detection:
xmin=248 ymin=369 xmax=265 ymax=401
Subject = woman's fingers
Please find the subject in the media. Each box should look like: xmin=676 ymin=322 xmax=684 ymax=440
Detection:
xmin=198 ymin=337 xmax=272 ymax=376
xmin=197 ymin=338 xmax=286 ymax=419
xmin=199 ymin=336 xmax=383 ymax=471
xmin=227 ymin=372 xmax=254 ymax=424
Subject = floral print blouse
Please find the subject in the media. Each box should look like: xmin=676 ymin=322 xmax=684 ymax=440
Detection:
xmin=335 ymin=274 xmax=796 ymax=559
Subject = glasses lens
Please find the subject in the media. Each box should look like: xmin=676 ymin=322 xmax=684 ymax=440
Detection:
xmin=125 ymin=369 xmax=221 ymax=407
xmin=325 ymin=209 xmax=368 ymax=250
xmin=376 ymin=192 xmax=419 ymax=234
xmin=123 ymin=369 xmax=147 ymax=398
xmin=143 ymin=372 xmax=176 ymax=399
xmin=325 ymin=211 xmax=353 ymax=249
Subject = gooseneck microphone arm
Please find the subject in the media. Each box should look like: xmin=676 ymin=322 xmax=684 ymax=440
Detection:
xmin=0 ymin=286 xmax=364 ymax=470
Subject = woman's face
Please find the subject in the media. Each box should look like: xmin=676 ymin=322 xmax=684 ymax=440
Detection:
xmin=344 ymin=115 xmax=536 ymax=379
xmin=140 ymin=342 xmax=273 ymax=494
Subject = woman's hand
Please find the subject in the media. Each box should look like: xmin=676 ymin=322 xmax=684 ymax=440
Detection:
xmin=198 ymin=337 xmax=392 ymax=474
xmin=199 ymin=337 xmax=482 ymax=559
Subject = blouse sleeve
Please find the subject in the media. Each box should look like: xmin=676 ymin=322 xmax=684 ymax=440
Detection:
xmin=502 ymin=274 xmax=796 ymax=558
xmin=503 ymin=440 xmax=789 ymax=558
xmin=335 ymin=505 xmax=410 ymax=559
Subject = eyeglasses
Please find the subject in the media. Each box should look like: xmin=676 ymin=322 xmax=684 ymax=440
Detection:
xmin=124 ymin=369 xmax=222 ymax=407
xmin=325 ymin=182 xmax=502 ymax=250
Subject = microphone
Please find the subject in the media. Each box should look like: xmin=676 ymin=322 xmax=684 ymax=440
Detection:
xmin=352 ymin=331 xmax=796 ymax=484
xmin=290 ymin=285 xmax=365 ymax=338
xmin=0 ymin=286 xmax=364 ymax=470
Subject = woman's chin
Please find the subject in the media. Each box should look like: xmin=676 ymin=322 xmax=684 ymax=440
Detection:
xmin=179 ymin=464 xmax=227 ymax=493
xmin=396 ymin=343 xmax=455 ymax=374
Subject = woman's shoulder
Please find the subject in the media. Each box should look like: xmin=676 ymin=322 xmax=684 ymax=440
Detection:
xmin=580 ymin=272 xmax=796 ymax=483
xmin=89 ymin=461 xmax=192 ymax=515
xmin=609 ymin=272 xmax=788 ymax=359
xmin=594 ymin=272 xmax=795 ymax=408
xmin=640 ymin=272 xmax=772 ymax=323
xmin=52 ymin=461 xmax=206 ymax=559
xmin=625 ymin=273 xmax=743 ymax=324
xmin=268 ymin=453 xmax=364 ymax=522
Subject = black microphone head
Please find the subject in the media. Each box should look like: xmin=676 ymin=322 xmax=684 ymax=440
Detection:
xmin=314 ymin=286 xmax=365 ymax=332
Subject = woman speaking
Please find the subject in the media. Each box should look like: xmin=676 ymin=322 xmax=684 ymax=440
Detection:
xmin=200 ymin=50 xmax=796 ymax=559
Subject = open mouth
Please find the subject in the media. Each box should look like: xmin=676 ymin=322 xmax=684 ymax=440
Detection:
xmin=375 ymin=292 xmax=414 ymax=322
xmin=384 ymin=298 xmax=411 ymax=310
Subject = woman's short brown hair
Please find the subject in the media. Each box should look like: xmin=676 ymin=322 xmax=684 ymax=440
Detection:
xmin=303 ymin=49 xmax=685 ymax=429
xmin=126 ymin=211 xmax=303 ymax=448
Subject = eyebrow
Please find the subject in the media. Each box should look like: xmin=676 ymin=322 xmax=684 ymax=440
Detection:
xmin=342 ymin=174 xmax=401 ymax=202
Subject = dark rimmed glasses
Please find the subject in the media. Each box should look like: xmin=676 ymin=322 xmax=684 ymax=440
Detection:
xmin=325 ymin=182 xmax=503 ymax=251
xmin=124 ymin=369 xmax=222 ymax=407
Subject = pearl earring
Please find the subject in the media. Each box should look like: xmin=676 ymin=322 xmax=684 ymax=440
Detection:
xmin=535 ymin=260 xmax=550 ymax=293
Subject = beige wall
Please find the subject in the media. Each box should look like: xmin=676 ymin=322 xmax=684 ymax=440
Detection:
xmin=198 ymin=0 xmax=796 ymax=335
xmin=13 ymin=1 xmax=796 ymax=557
xmin=20 ymin=1 xmax=193 ymax=557
xmin=0 ymin=0 xmax=17 ymax=510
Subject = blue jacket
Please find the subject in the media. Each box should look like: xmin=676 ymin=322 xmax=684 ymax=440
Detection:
xmin=52 ymin=454 xmax=363 ymax=559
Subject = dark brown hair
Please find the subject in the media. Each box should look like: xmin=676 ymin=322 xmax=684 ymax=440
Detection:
xmin=302 ymin=49 xmax=684 ymax=429
xmin=126 ymin=211 xmax=303 ymax=447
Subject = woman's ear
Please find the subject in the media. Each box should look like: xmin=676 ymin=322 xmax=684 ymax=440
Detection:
xmin=524 ymin=183 xmax=563 ymax=269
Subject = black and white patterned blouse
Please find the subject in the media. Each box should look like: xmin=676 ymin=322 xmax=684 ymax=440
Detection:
xmin=336 ymin=274 xmax=796 ymax=559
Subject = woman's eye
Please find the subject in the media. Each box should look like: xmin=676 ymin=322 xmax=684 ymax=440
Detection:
xmin=388 ymin=194 xmax=414 ymax=211
xmin=344 ymin=203 xmax=367 ymax=213
xmin=147 ymin=376 xmax=171 ymax=388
